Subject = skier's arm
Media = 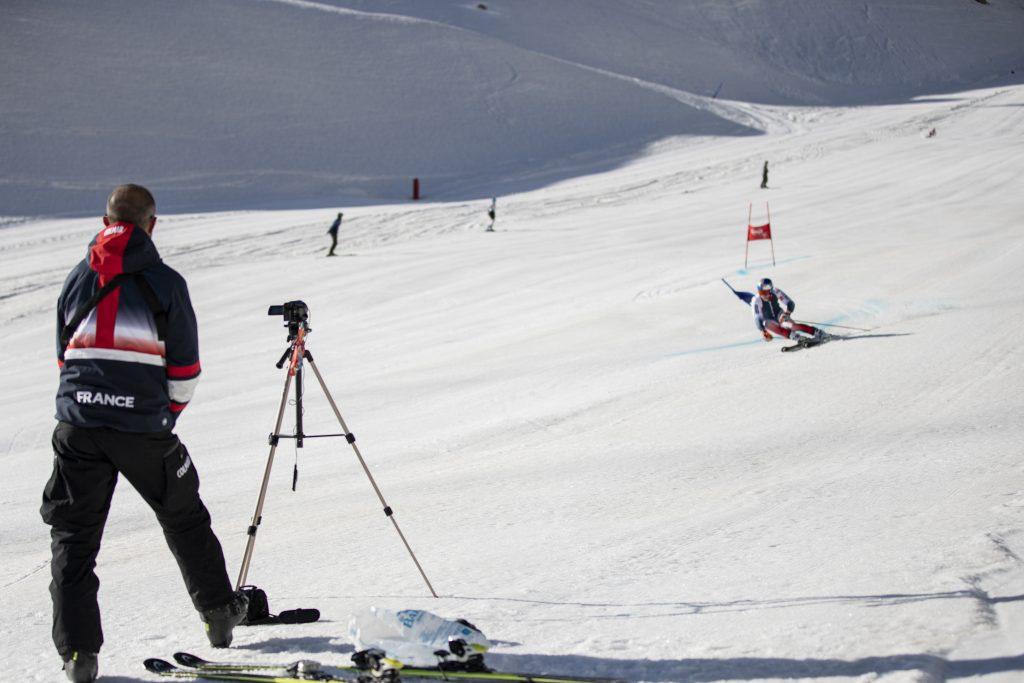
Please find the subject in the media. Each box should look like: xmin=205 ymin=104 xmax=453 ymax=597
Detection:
xmin=165 ymin=276 xmax=202 ymax=421
xmin=55 ymin=289 xmax=67 ymax=368
xmin=751 ymin=300 xmax=772 ymax=340
xmin=751 ymin=299 xmax=766 ymax=330
xmin=754 ymin=301 xmax=771 ymax=340
xmin=776 ymin=289 xmax=795 ymax=314
xmin=54 ymin=266 xmax=81 ymax=368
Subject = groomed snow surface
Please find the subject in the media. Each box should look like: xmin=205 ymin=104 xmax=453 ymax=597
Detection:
xmin=3 ymin=2 xmax=1024 ymax=682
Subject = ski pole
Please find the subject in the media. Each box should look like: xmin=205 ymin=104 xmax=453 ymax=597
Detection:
xmin=795 ymin=320 xmax=872 ymax=332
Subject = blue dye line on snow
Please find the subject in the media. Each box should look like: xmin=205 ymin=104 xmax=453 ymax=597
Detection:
xmin=666 ymin=338 xmax=761 ymax=358
xmin=732 ymin=254 xmax=811 ymax=278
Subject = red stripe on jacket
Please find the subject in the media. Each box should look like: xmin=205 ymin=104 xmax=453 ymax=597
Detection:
xmin=89 ymin=223 xmax=135 ymax=349
xmin=167 ymin=361 xmax=201 ymax=379
xmin=94 ymin=287 xmax=120 ymax=348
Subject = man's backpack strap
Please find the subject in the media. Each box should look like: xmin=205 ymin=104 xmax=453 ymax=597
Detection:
xmin=59 ymin=272 xmax=168 ymax=361
xmin=133 ymin=273 xmax=168 ymax=342
xmin=59 ymin=272 xmax=130 ymax=360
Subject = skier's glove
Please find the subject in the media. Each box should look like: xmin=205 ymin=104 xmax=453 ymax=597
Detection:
xmin=762 ymin=330 xmax=772 ymax=342
xmin=779 ymin=312 xmax=791 ymax=324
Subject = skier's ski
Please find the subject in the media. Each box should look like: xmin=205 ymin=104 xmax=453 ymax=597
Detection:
xmin=174 ymin=652 xmax=386 ymax=678
xmin=781 ymin=337 xmax=828 ymax=353
xmin=173 ymin=652 xmax=623 ymax=683
xmin=174 ymin=652 xmax=289 ymax=672
xmin=781 ymin=340 xmax=815 ymax=352
xmin=145 ymin=658 xmax=361 ymax=682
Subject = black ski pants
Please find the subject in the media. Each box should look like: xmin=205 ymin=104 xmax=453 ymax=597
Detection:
xmin=41 ymin=422 xmax=234 ymax=655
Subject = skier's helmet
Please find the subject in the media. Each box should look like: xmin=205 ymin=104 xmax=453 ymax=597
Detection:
xmin=757 ymin=278 xmax=773 ymax=297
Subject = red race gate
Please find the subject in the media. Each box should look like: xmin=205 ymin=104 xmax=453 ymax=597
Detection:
xmin=744 ymin=202 xmax=775 ymax=268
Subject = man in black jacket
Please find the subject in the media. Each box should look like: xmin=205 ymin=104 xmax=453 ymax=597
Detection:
xmin=326 ymin=212 xmax=342 ymax=256
xmin=44 ymin=185 xmax=246 ymax=683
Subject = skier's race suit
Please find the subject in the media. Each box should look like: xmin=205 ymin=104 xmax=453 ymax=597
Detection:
xmin=751 ymin=287 xmax=818 ymax=340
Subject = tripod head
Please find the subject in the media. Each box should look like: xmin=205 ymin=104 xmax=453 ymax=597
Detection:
xmin=268 ymin=300 xmax=311 ymax=342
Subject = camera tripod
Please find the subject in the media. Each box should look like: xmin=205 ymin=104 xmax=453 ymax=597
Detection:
xmin=235 ymin=303 xmax=437 ymax=597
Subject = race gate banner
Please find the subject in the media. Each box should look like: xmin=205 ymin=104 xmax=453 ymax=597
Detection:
xmin=744 ymin=202 xmax=776 ymax=267
xmin=747 ymin=223 xmax=772 ymax=241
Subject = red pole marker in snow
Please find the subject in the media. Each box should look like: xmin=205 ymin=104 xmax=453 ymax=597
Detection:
xmin=744 ymin=201 xmax=776 ymax=268
xmin=412 ymin=177 xmax=420 ymax=200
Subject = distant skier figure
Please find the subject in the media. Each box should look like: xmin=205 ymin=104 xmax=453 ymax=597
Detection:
xmin=327 ymin=212 xmax=343 ymax=256
xmin=751 ymin=278 xmax=825 ymax=342
xmin=760 ymin=161 xmax=769 ymax=189
xmin=486 ymin=197 xmax=496 ymax=232
xmin=926 ymin=127 xmax=937 ymax=138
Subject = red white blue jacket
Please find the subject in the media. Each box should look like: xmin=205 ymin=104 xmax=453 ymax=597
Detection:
xmin=751 ymin=288 xmax=795 ymax=331
xmin=55 ymin=222 xmax=200 ymax=432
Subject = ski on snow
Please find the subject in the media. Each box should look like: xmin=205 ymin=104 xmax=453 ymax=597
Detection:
xmin=167 ymin=651 xmax=624 ymax=683
xmin=781 ymin=336 xmax=831 ymax=353
xmin=145 ymin=658 xmax=363 ymax=683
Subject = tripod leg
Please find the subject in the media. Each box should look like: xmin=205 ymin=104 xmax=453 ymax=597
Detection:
xmin=295 ymin=365 xmax=304 ymax=449
xmin=235 ymin=369 xmax=295 ymax=590
xmin=304 ymin=354 xmax=439 ymax=598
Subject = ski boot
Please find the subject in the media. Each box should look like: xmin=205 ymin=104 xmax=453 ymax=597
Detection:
xmin=436 ymin=638 xmax=490 ymax=672
xmin=62 ymin=651 xmax=98 ymax=683
xmin=788 ymin=330 xmax=811 ymax=345
xmin=201 ymin=591 xmax=249 ymax=648
xmin=351 ymin=648 xmax=402 ymax=682
xmin=286 ymin=660 xmax=327 ymax=679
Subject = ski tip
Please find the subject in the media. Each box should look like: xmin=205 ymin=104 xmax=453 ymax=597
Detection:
xmin=144 ymin=658 xmax=177 ymax=674
xmin=174 ymin=652 xmax=207 ymax=667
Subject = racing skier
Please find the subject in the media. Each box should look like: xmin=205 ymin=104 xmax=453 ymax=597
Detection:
xmin=751 ymin=278 xmax=826 ymax=343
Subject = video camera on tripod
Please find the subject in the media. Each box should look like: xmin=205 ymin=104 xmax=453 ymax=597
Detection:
xmin=267 ymin=300 xmax=309 ymax=341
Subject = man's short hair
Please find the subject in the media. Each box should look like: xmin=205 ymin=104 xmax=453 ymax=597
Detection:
xmin=106 ymin=184 xmax=156 ymax=228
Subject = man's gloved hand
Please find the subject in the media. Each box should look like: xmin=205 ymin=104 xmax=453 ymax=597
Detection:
xmin=762 ymin=329 xmax=773 ymax=342
xmin=779 ymin=312 xmax=791 ymax=324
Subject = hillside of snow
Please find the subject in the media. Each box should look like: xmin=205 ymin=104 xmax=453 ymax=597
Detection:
xmin=2 ymin=0 xmax=1022 ymax=216
xmin=3 ymin=2 xmax=1024 ymax=682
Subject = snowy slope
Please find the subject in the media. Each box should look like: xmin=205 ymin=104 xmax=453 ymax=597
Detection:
xmin=335 ymin=0 xmax=1024 ymax=103
xmin=3 ymin=83 xmax=1024 ymax=682
xmin=3 ymin=2 xmax=1024 ymax=683
xmin=2 ymin=0 xmax=1022 ymax=216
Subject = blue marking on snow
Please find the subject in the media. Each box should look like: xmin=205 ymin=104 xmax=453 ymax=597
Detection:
xmin=667 ymin=339 xmax=761 ymax=357
xmin=815 ymin=298 xmax=887 ymax=329
xmin=733 ymin=255 xmax=811 ymax=278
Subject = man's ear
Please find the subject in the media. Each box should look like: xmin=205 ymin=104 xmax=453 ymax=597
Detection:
xmin=148 ymin=215 xmax=157 ymax=235
xmin=103 ymin=216 xmax=111 ymax=226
